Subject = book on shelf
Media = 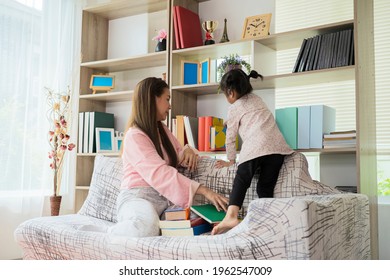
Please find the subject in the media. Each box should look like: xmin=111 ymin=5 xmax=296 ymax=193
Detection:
xmin=292 ymin=38 xmax=307 ymax=73
xmin=160 ymin=223 xmax=212 ymax=236
xmin=183 ymin=116 xmax=198 ymax=149
xmin=198 ymin=116 xmax=206 ymax=151
xmin=297 ymin=37 xmax=312 ymax=72
xmin=83 ymin=112 xmax=90 ymax=153
xmin=190 ymin=204 xmax=226 ymax=224
xmin=88 ymin=111 xmax=115 ymax=153
xmin=163 ymin=207 xmax=190 ymax=221
xmin=210 ymin=125 xmax=226 ymax=151
xmin=335 ymin=186 xmax=357 ymax=193
xmin=204 ymin=116 xmax=224 ymax=152
xmin=78 ymin=112 xmax=84 ymax=153
xmin=172 ymin=6 xmax=181 ymax=49
xmin=330 ymin=129 xmax=356 ymax=135
xmin=175 ymin=115 xmax=187 ymax=147
xmin=175 ymin=6 xmax=203 ymax=49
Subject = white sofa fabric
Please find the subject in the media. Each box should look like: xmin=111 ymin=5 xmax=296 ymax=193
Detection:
xmin=14 ymin=152 xmax=371 ymax=260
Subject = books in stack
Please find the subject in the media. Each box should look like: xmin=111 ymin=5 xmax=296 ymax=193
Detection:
xmin=323 ymin=130 xmax=356 ymax=149
xmin=160 ymin=207 xmax=212 ymax=236
xmin=159 ymin=217 xmax=211 ymax=237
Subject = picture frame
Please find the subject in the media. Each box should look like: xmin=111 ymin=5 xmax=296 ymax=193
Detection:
xmin=181 ymin=60 xmax=199 ymax=85
xmin=89 ymin=74 xmax=115 ymax=94
xmin=200 ymin=58 xmax=210 ymax=84
xmin=95 ymin=127 xmax=116 ymax=153
xmin=241 ymin=13 xmax=272 ymax=39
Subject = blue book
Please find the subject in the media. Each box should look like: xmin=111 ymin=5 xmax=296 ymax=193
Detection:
xmin=309 ymin=105 xmax=336 ymax=149
xmin=275 ymin=107 xmax=298 ymax=149
xmin=298 ymin=106 xmax=311 ymax=149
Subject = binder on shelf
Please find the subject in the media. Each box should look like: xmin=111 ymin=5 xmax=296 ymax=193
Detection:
xmin=293 ymin=39 xmax=307 ymax=73
xmin=305 ymin=36 xmax=318 ymax=72
xmin=78 ymin=112 xmax=84 ymax=153
xmin=309 ymin=105 xmax=336 ymax=149
xmin=275 ymin=107 xmax=298 ymax=149
xmin=198 ymin=116 xmax=206 ymax=151
xmin=88 ymin=112 xmax=115 ymax=153
xmin=297 ymin=37 xmax=312 ymax=72
xmin=297 ymin=106 xmax=311 ymax=149
xmin=175 ymin=6 xmax=203 ymax=49
xmin=83 ymin=112 xmax=90 ymax=153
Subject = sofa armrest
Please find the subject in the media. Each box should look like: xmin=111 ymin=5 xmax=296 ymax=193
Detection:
xmin=227 ymin=193 xmax=370 ymax=259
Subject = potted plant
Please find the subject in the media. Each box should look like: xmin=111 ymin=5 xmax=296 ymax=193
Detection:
xmin=46 ymin=86 xmax=75 ymax=216
xmin=217 ymin=53 xmax=251 ymax=80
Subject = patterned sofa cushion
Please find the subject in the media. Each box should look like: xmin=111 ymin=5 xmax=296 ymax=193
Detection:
xmin=78 ymin=155 xmax=122 ymax=223
xmin=273 ymin=152 xmax=341 ymax=198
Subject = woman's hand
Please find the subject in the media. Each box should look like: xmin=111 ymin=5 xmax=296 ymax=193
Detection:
xmin=179 ymin=147 xmax=199 ymax=172
xmin=215 ymin=159 xmax=235 ymax=169
xmin=196 ymin=185 xmax=228 ymax=212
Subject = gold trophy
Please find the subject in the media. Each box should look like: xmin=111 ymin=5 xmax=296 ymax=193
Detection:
xmin=202 ymin=20 xmax=218 ymax=45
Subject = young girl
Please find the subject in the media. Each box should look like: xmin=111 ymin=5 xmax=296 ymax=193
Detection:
xmin=212 ymin=69 xmax=293 ymax=235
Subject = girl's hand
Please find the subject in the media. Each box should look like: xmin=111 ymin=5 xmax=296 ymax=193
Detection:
xmin=179 ymin=147 xmax=198 ymax=172
xmin=215 ymin=159 xmax=235 ymax=169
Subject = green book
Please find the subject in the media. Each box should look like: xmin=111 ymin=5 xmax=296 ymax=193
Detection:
xmin=190 ymin=204 xmax=226 ymax=224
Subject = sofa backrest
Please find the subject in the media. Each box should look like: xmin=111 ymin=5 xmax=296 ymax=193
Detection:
xmin=78 ymin=152 xmax=341 ymax=223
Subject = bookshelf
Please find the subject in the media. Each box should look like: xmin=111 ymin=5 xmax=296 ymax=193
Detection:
xmin=75 ymin=0 xmax=170 ymax=211
xmin=74 ymin=0 xmax=377 ymax=258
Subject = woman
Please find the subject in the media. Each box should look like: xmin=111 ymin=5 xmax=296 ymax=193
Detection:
xmin=110 ymin=77 xmax=228 ymax=237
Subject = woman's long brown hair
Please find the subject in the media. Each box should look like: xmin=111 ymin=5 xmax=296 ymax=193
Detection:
xmin=123 ymin=77 xmax=177 ymax=167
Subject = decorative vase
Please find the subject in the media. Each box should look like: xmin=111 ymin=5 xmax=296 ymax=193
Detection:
xmin=50 ymin=195 xmax=62 ymax=216
xmin=155 ymin=38 xmax=166 ymax=52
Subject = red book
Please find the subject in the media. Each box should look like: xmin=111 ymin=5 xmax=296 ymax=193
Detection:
xmin=198 ymin=116 xmax=205 ymax=151
xmin=173 ymin=6 xmax=181 ymax=49
xmin=175 ymin=6 xmax=203 ymax=49
xmin=204 ymin=116 xmax=224 ymax=151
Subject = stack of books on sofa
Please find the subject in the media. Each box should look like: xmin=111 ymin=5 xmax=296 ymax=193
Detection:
xmin=159 ymin=207 xmax=212 ymax=236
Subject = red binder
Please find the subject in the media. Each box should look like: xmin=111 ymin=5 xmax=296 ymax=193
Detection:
xmin=176 ymin=6 xmax=203 ymax=49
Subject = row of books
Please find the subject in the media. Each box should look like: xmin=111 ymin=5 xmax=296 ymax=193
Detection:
xmin=293 ymin=28 xmax=354 ymax=73
xmin=323 ymin=130 xmax=356 ymax=149
xmin=276 ymin=105 xmax=336 ymax=149
xmin=78 ymin=111 xmax=114 ymax=153
xmin=159 ymin=204 xmax=226 ymax=237
xmin=172 ymin=6 xmax=203 ymax=49
xmin=172 ymin=115 xmax=227 ymax=152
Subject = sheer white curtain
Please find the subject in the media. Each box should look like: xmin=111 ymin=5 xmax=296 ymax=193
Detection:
xmin=0 ymin=0 xmax=82 ymax=259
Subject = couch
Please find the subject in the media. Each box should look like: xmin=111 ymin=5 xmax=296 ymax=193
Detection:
xmin=14 ymin=152 xmax=371 ymax=260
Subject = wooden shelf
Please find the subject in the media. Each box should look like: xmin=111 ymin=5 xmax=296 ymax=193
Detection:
xmin=298 ymin=148 xmax=356 ymax=154
xmin=84 ymin=0 xmax=167 ymax=20
xmin=171 ymin=66 xmax=355 ymax=94
xmin=81 ymin=51 xmax=167 ymax=72
xmin=79 ymin=90 xmax=133 ymax=102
